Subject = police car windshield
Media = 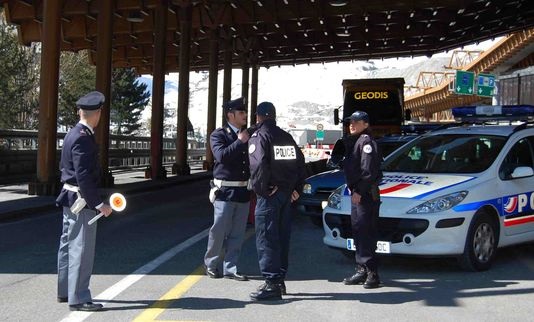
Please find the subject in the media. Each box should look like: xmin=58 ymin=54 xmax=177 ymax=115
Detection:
xmin=382 ymin=134 xmax=506 ymax=173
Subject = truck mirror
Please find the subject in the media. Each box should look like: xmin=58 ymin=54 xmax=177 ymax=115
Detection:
xmin=405 ymin=109 xmax=412 ymax=122
xmin=334 ymin=109 xmax=340 ymax=125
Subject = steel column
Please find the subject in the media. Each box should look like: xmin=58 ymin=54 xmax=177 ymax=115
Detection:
xmin=173 ymin=5 xmax=192 ymax=175
xmin=95 ymin=0 xmax=114 ymax=186
xmin=149 ymin=0 xmax=168 ymax=180
xmin=222 ymin=37 xmax=232 ymax=125
xmin=241 ymin=58 xmax=250 ymax=126
xmin=30 ymin=0 xmax=61 ymax=195
xmin=204 ymin=28 xmax=219 ymax=170
xmin=250 ymin=63 xmax=258 ymax=125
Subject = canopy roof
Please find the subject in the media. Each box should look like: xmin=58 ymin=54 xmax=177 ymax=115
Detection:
xmin=3 ymin=0 xmax=534 ymax=73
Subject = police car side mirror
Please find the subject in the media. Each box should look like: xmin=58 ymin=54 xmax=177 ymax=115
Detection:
xmin=510 ymin=166 xmax=534 ymax=179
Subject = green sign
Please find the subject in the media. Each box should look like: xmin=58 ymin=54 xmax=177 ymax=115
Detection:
xmin=455 ymin=70 xmax=475 ymax=95
xmin=476 ymin=73 xmax=495 ymax=97
xmin=316 ymin=130 xmax=324 ymax=141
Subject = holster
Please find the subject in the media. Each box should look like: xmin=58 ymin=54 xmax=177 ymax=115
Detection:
xmin=209 ymin=180 xmax=220 ymax=203
xmin=70 ymin=192 xmax=87 ymax=214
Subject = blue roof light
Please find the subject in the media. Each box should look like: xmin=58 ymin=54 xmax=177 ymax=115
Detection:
xmin=452 ymin=105 xmax=534 ymax=122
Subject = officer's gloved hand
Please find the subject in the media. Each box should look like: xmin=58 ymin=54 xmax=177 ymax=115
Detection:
xmin=291 ymin=190 xmax=300 ymax=202
xmin=99 ymin=204 xmax=113 ymax=217
xmin=238 ymin=130 xmax=250 ymax=143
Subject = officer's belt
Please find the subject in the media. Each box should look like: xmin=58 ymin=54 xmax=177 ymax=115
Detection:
xmin=63 ymin=183 xmax=80 ymax=192
xmin=213 ymin=179 xmax=248 ymax=187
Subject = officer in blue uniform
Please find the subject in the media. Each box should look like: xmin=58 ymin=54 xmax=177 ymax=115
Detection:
xmin=342 ymin=111 xmax=383 ymax=289
xmin=56 ymin=91 xmax=113 ymax=311
xmin=248 ymin=102 xmax=305 ymax=301
xmin=204 ymin=97 xmax=251 ymax=281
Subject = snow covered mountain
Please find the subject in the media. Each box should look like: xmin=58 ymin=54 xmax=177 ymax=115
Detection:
xmin=136 ymin=48 xmax=477 ymax=138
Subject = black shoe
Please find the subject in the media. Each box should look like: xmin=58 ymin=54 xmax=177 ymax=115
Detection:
xmin=69 ymin=302 xmax=103 ymax=312
xmin=343 ymin=266 xmax=367 ymax=285
xmin=205 ymin=267 xmax=222 ymax=279
xmin=250 ymin=282 xmax=282 ymax=301
xmin=363 ymin=271 xmax=381 ymax=289
xmin=224 ymin=272 xmax=249 ymax=281
xmin=57 ymin=297 xmax=68 ymax=303
xmin=279 ymin=281 xmax=287 ymax=295
xmin=257 ymin=281 xmax=286 ymax=295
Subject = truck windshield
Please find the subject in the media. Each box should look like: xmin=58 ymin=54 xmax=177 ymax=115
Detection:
xmin=382 ymin=134 xmax=506 ymax=173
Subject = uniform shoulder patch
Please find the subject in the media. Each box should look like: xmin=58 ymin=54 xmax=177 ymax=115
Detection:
xmin=249 ymin=144 xmax=256 ymax=154
xmin=363 ymin=144 xmax=373 ymax=154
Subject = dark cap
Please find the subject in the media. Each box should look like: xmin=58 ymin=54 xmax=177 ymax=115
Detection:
xmin=223 ymin=97 xmax=247 ymax=112
xmin=76 ymin=91 xmax=105 ymax=110
xmin=257 ymin=101 xmax=276 ymax=117
xmin=346 ymin=110 xmax=370 ymax=123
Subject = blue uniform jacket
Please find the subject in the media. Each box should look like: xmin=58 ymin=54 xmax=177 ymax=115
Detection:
xmin=248 ymin=119 xmax=305 ymax=198
xmin=210 ymin=125 xmax=250 ymax=202
xmin=343 ymin=130 xmax=383 ymax=196
xmin=56 ymin=123 xmax=103 ymax=209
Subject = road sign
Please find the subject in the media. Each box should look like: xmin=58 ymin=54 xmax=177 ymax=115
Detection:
xmin=476 ymin=73 xmax=495 ymax=97
xmin=455 ymin=70 xmax=475 ymax=95
xmin=316 ymin=130 xmax=324 ymax=141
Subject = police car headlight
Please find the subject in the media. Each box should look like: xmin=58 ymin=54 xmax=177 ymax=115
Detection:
xmin=303 ymin=183 xmax=312 ymax=194
xmin=327 ymin=186 xmax=343 ymax=210
xmin=407 ymin=191 xmax=468 ymax=214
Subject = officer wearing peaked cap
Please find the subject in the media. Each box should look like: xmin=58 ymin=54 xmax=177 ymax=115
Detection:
xmin=204 ymin=97 xmax=251 ymax=281
xmin=342 ymin=110 xmax=383 ymax=289
xmin=56 ymin=91 xmax=113 ymax=312
xmin=248 ymin=102 xmax=306 ymax=301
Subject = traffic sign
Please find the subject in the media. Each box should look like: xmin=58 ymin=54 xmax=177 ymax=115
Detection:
xmin=455 ymin=70 xmax=475 ymax=95
xmin=476 ymin=73 xmax=495 ymax=97
xmin=316 ymin=130 xmax=324 ymax=141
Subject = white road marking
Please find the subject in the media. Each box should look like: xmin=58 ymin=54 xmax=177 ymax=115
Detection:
xmin=59 ymin=228 xmax=209 ymax=322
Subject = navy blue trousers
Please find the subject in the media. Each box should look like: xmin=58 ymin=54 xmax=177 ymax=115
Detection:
xmin=254 ymin=190 xmax=293 ymax=283
xmin=350 ymin=194 xmax=380 ymax=271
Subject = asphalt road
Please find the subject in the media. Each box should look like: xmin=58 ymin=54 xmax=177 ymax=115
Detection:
xmin=1 ymin=179 xmax=534 ymax=322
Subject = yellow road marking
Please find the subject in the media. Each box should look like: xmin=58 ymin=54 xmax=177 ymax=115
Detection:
xmin=133 ymin=266 xmax=205 ymax=322
xmin=133 ymin=229 xmax=255 ymax=322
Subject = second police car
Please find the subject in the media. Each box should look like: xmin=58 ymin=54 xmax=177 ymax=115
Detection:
xmin=322 ymin=105 xmax=534 ymax=271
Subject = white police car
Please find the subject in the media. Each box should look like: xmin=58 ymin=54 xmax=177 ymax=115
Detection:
xmin=322 ymin=105 xmax=534 ymax=271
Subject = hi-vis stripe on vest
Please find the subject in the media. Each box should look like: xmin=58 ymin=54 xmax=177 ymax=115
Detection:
xmin=273 ymin=146 xmax=297 ymax=160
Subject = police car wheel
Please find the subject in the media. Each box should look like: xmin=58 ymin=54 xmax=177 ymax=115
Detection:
xmin=458 ymin=211 xmax=498 ymax=272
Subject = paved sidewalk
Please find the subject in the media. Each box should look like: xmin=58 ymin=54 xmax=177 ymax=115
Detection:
xmin=0 ymin=169 xmax=211 ymax=222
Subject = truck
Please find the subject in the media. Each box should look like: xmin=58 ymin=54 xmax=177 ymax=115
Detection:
xmin=334 ymin=77 xmax=406 ymax=138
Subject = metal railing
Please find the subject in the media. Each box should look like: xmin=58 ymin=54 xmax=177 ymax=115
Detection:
xmin=0 ymin=129 xmax=206 ymax=182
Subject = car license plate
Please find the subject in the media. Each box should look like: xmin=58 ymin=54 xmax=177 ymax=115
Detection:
xmin=346 ymin=238 xmax=391 ymax=254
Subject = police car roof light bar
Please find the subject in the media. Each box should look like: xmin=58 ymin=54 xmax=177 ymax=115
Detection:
xmin=452 ymin=105 xmax=534 ymax=123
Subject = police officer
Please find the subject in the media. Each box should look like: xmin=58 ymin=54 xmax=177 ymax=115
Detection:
xmin=204 ymin=97 xmax=250 ymax=281
xmin=248 ymin=102 xmax=305 ymax=301
xmin=342 ymin=111 xmax=383 ymax=289
xmin=56 ymin=91 xmax=113 ymax=311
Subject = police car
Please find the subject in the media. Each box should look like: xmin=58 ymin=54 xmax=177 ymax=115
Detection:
xmin=299 ymin=134 xmax=419 ymax=226
xmin=322 ymin=105 xmax=534 ymax=271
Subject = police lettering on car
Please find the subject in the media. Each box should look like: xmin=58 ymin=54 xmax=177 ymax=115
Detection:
xmin=248 ymin=101 xmax=305 ymax=301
